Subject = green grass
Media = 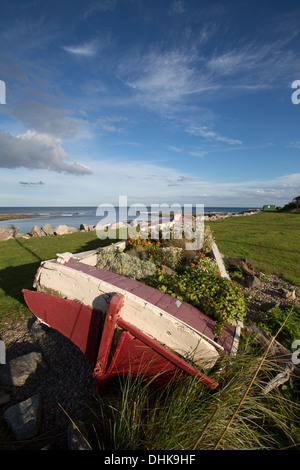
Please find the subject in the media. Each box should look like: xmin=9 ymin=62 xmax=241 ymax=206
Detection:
xmin=0 ymin=231 xmax=117 ymax=329
xmin=87 ymin=344 xmax=300 ymax=450
xmin=207 ymin=212 xmax=300 ymax=285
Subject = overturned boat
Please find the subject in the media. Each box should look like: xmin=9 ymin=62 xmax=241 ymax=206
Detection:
xmin=23 ymin=242 xmax=242 ymax=393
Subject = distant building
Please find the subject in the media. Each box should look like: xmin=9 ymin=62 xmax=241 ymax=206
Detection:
xmin=262 ymin=204 xmax=276 ymax=211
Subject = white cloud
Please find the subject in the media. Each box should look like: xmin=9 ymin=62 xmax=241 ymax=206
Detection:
xmin=189 ymin=150 xmax=208 ymax=158
xmin=169 ymin=145 xmax=184 ymax=152
xmin=119 ymin=50 xmax=217 ymax=111
xmin=207 ymin=39 xmax=299 ymax=89
xmin=186 ymin=126 xmax=242 ymax=145
xmin=62 ymin=40 xmax=99 ymax=57
xmin=0 ymin=130 xmax=92 ymax=175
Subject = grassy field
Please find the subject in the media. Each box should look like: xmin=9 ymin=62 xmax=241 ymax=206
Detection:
xmin=207 ymin=211 xmax=300 ymax=286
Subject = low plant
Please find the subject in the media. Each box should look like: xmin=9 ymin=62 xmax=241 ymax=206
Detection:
xmin=96 ymin=249 xmax=157 ymax=280
xmin=145 ymin=262 xmax=247 ymax=335
xmin=157 ymin=246 xmax=183 ymax=271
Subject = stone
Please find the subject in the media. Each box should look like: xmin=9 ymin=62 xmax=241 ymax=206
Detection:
xmin=225 ymin=257 xmax=256 ymax=276
xmin=284 ymin=290 xmax=296 ymax=300
xmin=4 ymin=394 xmax=42 ymax=441
xmin=67 ymin=226 xmax=79 ymax=233
xmin=67 ymin=420 xmax=90 ymax=450
xmin=41 ymin=223 xmax=54 ymax=236
xmin=0 ymin=227 xmax=14 ymax=241
xmin=54 ymin=225 xmax=69 ymax=235
xmin=2 ymin=224 xmax=20 ymax=238
xmin=28 ymin=225 xmax=46 ymax=237
xmin=244 ymin=275 xmax=262 ymax=288
xmin=80 ymin=223 xmax=89 ymax=231
xmin=0 ymin=351 xmax=47 ymax=387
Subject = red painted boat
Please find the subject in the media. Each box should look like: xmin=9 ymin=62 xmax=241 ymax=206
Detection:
xmin=22 ymin=244 xmax=242 ymax=393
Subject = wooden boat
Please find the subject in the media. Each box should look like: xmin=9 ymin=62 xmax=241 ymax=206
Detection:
xmin=22 ymin=243 xmax=242 ymax=393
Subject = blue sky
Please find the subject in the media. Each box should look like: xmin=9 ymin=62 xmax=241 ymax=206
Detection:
xmin=0 ymin=0 xmax=300 ymax=208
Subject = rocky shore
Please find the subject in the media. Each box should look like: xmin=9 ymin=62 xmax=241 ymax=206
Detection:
xmin=0 ymin=208 xmax=262 ymax=242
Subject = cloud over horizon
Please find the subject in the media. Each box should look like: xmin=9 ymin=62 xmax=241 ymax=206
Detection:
xmin=0 ymin=130 xmax=92 ymax=175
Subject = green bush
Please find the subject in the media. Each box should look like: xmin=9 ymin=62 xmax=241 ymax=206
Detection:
xmin=146 ymin=265 xmax=246 ymax=335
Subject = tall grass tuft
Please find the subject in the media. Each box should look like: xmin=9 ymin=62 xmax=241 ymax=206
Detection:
xmin=89 ymin=347 xmax=300 ymax=450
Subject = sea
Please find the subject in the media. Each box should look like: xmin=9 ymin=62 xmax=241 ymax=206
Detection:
xmin=0 ymin=206 xmax=259 ymax=235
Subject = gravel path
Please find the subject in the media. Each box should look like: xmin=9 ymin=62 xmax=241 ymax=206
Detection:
xmin=241 ymin=273 xmax=300 ymax=322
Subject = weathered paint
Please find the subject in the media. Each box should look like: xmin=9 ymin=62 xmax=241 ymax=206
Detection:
xmin=211 ymin=242 xmax=231 ymax=280
xmin=22 ymin=290 xmax=218 ymax=391
xmin=22 ymin=289 xmax=104 ymax=367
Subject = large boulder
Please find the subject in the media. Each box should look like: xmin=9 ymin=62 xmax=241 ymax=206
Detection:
xmin=3 ymin=394 xmax=42 ymax=441
xmin=41 ymin=224 xmax=54 ymax=236
xmin=0 ymin=227 xmax=14 ymax=241
xmin=67 ymin=226 xmax=79 ymax=234
xmin=0 ymin=351 xmax=47 ymax=387
xmin=54 ymin=225 xmax=70 ymax=235
xmin=80 ymin=223 xmax=89 ymax=231
xmin=28 ymin=225 xmax=45 ymax=237
xmin=0 ymin=225 xmax=20 ymax=241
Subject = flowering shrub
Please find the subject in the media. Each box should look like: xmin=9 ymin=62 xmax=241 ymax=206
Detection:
xmin=126 ymin=235 xmax=160 ymax=261
xmin=191 ymin=253 xmax=220 ymax=276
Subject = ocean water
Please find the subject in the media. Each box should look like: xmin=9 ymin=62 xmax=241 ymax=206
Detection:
xmin=0 ymin=206 xmax=258 ymax=235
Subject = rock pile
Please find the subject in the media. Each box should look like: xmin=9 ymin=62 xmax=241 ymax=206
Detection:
xmin=0 ymin=209 xmax=262 ymax=242
xmin=0 ymin=222 xmax=99 ymax=241
xmin=204 ymin=208 xmax=261 ymax=221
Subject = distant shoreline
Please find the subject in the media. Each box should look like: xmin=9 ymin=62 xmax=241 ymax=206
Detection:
xmin=0 ymin=214 xmax=34 ymax=221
